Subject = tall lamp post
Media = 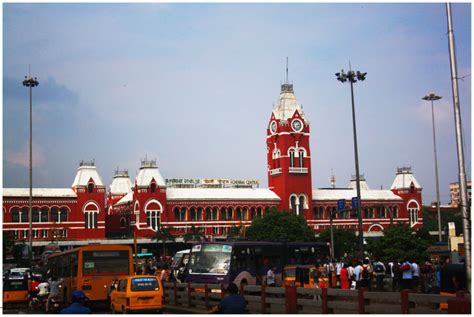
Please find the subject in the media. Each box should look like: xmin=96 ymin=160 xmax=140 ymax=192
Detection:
xmin=335 ymin=67 xmax=366 ymax=255
xmin=422 ymin=93 xmax=443 ymax=242
xmin=22 ymin=75 xmax=39 ymax=266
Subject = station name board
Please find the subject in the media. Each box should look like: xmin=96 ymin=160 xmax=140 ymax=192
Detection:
xmin=165 ymin=178 xmax=259 ymax=188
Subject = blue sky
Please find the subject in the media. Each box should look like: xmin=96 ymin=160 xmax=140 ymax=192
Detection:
xmin=3 ymin=3 xmax=471 ymax=205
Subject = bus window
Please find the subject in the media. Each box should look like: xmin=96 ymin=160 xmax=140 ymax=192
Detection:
xmin=83 ymin=251 xmax=130 ymax=275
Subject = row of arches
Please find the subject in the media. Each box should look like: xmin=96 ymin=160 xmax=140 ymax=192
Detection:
xmin=9 ymin=206 xmax=69 ymax=223
xmin=172 ymin=206 xmax=269 ymax=223
xmin=312 ymin=206 xmax=400 ymax=220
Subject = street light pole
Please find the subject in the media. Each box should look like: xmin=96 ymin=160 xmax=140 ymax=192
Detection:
xmin=22 ymin=75 xmax=39 ymax=266
xmin=422 ymin=93 xmax=442 ymax=242
xmin=335 ymin=66 xmax=366 ymax=256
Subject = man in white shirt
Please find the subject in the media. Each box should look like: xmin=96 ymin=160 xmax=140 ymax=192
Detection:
xmin=354 ymin=261 xmax=363 ymax=289
xmin=400 ymin=260 xmax=413 ymax=290
xmin=266 ymin=266 xmax=276 ymax=287
xmin=412 ymin=260 xmax=420 ymax=292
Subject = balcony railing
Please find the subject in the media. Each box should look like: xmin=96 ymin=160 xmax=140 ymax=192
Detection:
xmin=270 ymin=168 xmax=282 ymax=175
xmin=289 ymin=167 xmax=308 ymax=174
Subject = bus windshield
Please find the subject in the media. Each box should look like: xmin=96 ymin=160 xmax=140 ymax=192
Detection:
xmin=188 ymin=244 xmax=232 ymax=275
xmin=83 ymin=250 xmax=130 ymax=275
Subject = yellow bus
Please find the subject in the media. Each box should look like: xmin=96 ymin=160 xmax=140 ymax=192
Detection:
xmin=47 ymin=244 xmax=133 ymax=303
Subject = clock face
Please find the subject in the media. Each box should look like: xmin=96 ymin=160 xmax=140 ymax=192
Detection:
xmin=292 ymin=119 xmax=303 ymax=132
xmin=270 ymin=121 xmax=277 ymax=134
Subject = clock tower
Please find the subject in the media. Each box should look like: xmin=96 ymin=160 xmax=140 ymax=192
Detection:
xmin=267 ymin=81 xmax=313 ymax=219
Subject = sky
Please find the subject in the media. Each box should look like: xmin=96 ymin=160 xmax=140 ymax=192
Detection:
xmin=3 ymin=3 xmax=471 ymax=205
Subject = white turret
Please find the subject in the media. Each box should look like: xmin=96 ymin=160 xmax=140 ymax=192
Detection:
xmin=72 ymin=161 xmax=104 ymax=187
xmin=348 ymin=174 xmax=370 ymax=190
xmin=135 ymin=159 xmax=166 ymax=188
xmin=390 ymin=166 xmax=422 ymax=190
xmin=272 ymin=83 xmax=306 ymax=121
xmin=110 ymin=169 xmax=133 ymax=195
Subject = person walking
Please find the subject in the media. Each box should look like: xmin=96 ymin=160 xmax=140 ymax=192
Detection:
xmin=340 ymin=263 xmax=350 ymax=290
xmin=210 ymin=283 xmax=247 ymax=314
xmin=373 ymin=259 xmax=386 ymax=292
xmin=354 ymin=261 xmax=363 ymax=289
xmin=60 ymin=290 xmax=91 ymax=314
xmin=266 ymin=266 xmax=276 ymax=287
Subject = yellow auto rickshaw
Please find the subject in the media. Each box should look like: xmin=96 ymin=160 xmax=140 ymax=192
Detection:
xmin=282 ymin=265 xmax=317 ymax=288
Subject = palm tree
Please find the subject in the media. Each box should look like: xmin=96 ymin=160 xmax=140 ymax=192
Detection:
xmin=183 ymin=225 xmax=207 ymax=243
xmin=154 ymin=226 xmax=176 ymax=257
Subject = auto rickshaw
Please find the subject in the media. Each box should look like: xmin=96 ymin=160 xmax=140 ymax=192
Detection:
xmin=282 ymin=265 xmax=317 ymax=288
xmin=3 ymin=275 xmax=29 ymax=308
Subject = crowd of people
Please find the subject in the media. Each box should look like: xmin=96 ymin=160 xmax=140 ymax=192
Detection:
xmin=306 ymin=256 xmax=457 ymax=293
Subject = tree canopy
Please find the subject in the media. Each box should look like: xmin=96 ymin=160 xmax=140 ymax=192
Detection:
xmin=365 ymin=224 xmax=430 ymax=262
xmin=317 ymin=227 xmax=357 ymax=259
xmin=245 ymin=208 xmax=315 ymax=242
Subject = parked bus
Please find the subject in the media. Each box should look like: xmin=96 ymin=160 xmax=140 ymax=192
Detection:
xmin=186 ymin=241 xmax=329 ymax=288
xmin=47 ymin=244 xmax=133 ymax=303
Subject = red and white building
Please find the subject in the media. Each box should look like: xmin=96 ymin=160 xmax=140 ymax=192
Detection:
xmin=3 ymin=80 xmax=423 ymax=247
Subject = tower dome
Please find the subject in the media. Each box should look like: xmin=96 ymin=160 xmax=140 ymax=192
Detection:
xmin=110 ymin=169 xmax=133 ymax=195
xmin=348 ymin=174 xmax=370 ymax=190
xmin=273 ymin=83 xmax=306 ymax=121
xmin=135 ymin=159 xmax=166 ymax=188
xmin=390 ymin=166 xmax=422 ymax=190
xmin=72 ymin=161 xmax=104 ymax=187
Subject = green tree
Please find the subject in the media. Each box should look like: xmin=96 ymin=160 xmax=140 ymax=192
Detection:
xmin=366 ymin=224 xmax=430 ymax=262
xmin=422 ymin=206 xmax=463 ymax=238
xmin=317 ymin=228 xmax=357 ymax=259
xmin=246 ymin=208 xmax=315 ymax=242
xmin=226 ymin=225 xmax=243 ymax=241
xmin=183 ymin=225 xmax=207 ymax=243
xmin=154 ymin=226 xmax=176 ymax=256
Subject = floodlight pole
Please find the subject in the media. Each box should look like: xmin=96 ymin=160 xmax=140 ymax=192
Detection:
xmin=335 ymin=66 xmax=366 ymax=257
xmin=422 ymin=93 xmax=442 ymax=242
xmin=22 ymin=75 xmax=39 ymax=266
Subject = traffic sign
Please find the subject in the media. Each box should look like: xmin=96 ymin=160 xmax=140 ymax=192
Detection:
xmin=351 ymin=197 xmax=359 ymax=209
xmin=337 ymin=199 xmax=346 ymax=210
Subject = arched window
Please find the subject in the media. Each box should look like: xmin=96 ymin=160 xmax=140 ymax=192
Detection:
xmin=120 ymin=218 xmax=127 ymax=229
xmin=257 ymin=207 xmax=263 ymax=218
xmin=250 ymin=207 xmax=256 ymax=219
xmin=236 ymin=207 xmax=243 ymax=220
xmin=290 ymin=195 xmax=297 ymax=214
xmin=242 ymin=207 xmax=248 ymax=221
xmin=51 ymin=207 xmax=59 ymax=223
xmin=59 ymin=207 xmax=68 ymax=222
xmin=21 ymin=207 xmax=29 ymax=223
xmin=11 ymin=207 xmax=20 ymax=223
xmin=84 ymin=203 xmax=99 ymax=229
xmin=150 ymin=182 xmax=156 ymax=193
xmin=145 ymin=201 xmax=162 ymax=231
xmin=379 ymin=207 xmax=386 ymax=219
xmin=407 ymin=201 xmax=420 ymax=226
xmin=32 ymin=207 xmax=40 ymax=222
xmin=40 ymin=207 xmax=49 ymax=222
xmin=392 ymin=206 xmax=398 ymax=218
xmin=289 ymin=149 xmax=296 ymax=168
xmin=299 ymin=149 xmax=305 ymax=167
xmin=88 ymin=182 xmax=94 ymax=193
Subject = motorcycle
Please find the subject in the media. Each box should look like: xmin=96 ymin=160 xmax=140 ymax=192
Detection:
xmin=29 ymin=291 xmax=48 ymax=311
xmin=47 ymin=297 xmax=63 ymax=314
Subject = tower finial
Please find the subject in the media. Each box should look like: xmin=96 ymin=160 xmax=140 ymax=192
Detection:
xmin=280 ymin=57 xmax=293 ymax=93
